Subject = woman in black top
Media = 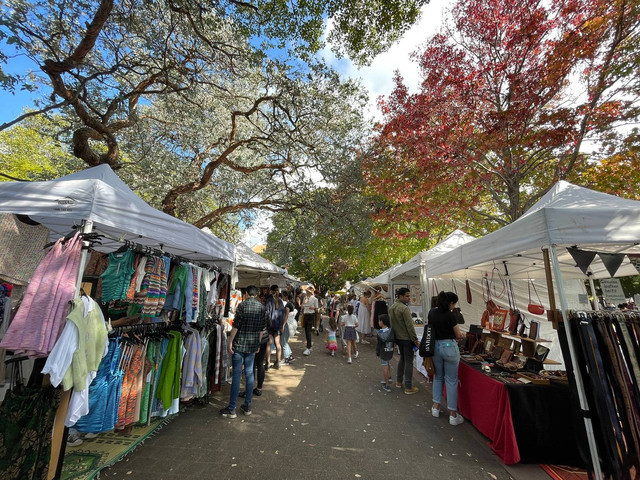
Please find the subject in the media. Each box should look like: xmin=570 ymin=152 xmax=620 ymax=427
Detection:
xmin=428 ymin=291 xmax=465 ymax=425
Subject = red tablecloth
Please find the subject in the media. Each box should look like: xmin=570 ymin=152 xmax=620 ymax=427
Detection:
xmin=457 ymin=362 xmax=520 ymax=464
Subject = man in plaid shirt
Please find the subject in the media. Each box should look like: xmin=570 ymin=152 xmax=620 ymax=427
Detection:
xmin=220 ymin=285 xmax=268 ymax=418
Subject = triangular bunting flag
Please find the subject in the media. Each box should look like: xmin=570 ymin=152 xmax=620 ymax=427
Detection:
xmin=567 ymin=247 xmax=597 ymax=275
xmin=628 ymin=254 xmax=640 ymax=274
xmin=598 ymin=252 xmax=625 ymax=277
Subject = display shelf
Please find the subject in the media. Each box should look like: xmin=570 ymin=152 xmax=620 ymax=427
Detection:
xmin=484 ymin=328 xmax=551 ymax=343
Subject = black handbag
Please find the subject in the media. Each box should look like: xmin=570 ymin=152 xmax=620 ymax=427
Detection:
xmin=419 ymin=323 xmax=435 ymax=357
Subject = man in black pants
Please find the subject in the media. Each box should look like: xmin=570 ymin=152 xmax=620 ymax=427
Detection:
xmin=389 ymin=287 xmax=420 ymax=394
xmin=301 ymin=286 xmax=318 ymax=356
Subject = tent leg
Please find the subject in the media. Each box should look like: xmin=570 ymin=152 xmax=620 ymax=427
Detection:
xmin=587 ymin=275 xmax=601 ymax=311
xmin=420 ymin=260 xmax=429 ymax=320
xmin=74 ymin=219 xmax=94 ymax=297
xmin=549 ymin=246 xmax=603 ymax=480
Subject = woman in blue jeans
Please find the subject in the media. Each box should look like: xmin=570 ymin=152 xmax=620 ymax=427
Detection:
xmin=428 ymin=291 xmax=466 ymax=425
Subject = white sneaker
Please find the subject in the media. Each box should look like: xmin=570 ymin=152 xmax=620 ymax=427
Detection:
xmin=331 ymin=351 xmax=335 ymax=356
xmin=449 ymin=414 xmax=464 ymax=426
xmin=347 ymin=357 xmax=352 ymax=364
xmin=303 ymin=348 xmax=311 ymax=356
xmin=67 ymin=433 xmax=83 ymax=447
xmin=354 ymin=351 xmax=359 ymax=359
xmin=431 ymin=408 xmax=440 ymax=418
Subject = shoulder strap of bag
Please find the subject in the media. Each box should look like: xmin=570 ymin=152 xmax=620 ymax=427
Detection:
xmin=529 ymin=279 xmax=542 ymax=305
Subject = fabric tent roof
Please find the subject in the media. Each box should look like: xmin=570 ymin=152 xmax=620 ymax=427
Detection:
xmin=389 ymin=229 xmax=476 ymax=283
xmin=368 ymin=263 xmax=403 ymax=286
xmin=427 ymin=181 xmax=640 ymax=279
xmin=232 ymin=243 xmax=287 ymax=288
xmin=0 ymin=165 xmax=235 ymax=268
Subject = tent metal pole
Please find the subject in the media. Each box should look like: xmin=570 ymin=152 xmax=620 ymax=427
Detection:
xmin=549 ymin=245 xmax=603 ymax=480
xmin=74 ymin=219 xmax=94 ymax=297
xmin=587 ymin=275 xmax=600 ymax=311
xmin=420 ymin=260 xmax=429 ymax=320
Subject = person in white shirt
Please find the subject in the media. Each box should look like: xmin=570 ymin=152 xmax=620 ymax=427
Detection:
xmin=301 ymin=286 xmax=318 ymax=355
xmin=341 ymin=304 xmax=359 ymax=364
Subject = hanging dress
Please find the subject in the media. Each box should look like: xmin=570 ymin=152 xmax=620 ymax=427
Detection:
xmin=357 ymin=296 xmax=371 ymax=336
xmin=0 ymin=234 xmax=83 ymax=356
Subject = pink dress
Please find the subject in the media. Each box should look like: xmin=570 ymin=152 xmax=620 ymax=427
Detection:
xmin=0 ymin=233 xmax=82 ymax=356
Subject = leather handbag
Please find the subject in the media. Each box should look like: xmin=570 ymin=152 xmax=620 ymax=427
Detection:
xmin=430 ymin=280 xmax=439 ymax=309
xmin=419 ymin=323 xmax=435 ymax=357
xmin=481 ymin=309 xmax=490 ymax=327
xmin=451 ymin=280 xmax=465 ymax=324
xmin=466 ymin=279 xmax=472 ymax=304
xmin=527 ymin=279 xmax=545 ymax=315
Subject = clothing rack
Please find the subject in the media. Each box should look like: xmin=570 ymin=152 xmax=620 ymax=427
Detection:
xmin=43 ymin=229 xmax=104 ymax=250
xmin=102 ymin=234 xmax=220 ymax=272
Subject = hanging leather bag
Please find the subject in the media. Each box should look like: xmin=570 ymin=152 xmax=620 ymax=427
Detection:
xmin=430 ymin=280 xmax=439 ymax=309
xmin=466 ymin=279 xmax=472 ymax=304
xmin=527 ymin=279 xmax=545 ymax=315
xmin=451 ymin=280 xmax=465 ymax=324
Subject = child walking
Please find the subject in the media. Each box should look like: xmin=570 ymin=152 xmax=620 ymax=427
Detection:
xmin=376 ymin=314 xmax=395 ymax=392
xmin=326 ymin=317 xmax=338 ymax=356
xmin=341 ymin=304 xmax=359 ymax=364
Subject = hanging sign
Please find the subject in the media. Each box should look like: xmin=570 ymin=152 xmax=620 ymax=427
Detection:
xmin=599 ymin=278 xmax=626 ymax=306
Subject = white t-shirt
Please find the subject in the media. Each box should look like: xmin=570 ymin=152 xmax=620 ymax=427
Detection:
xmin=341 ymin=313 xmax=358 ymax=327
xmin=303 ymin=295 xmax=318 ymax=314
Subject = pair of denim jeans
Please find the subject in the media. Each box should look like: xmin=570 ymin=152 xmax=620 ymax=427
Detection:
xmin=228 ymin=351 xmax=255 ymax=410
xmin=432 ymin=339 xmax=460 ymax=412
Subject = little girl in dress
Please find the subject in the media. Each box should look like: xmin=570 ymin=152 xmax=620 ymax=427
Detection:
xmin=326 ymin=317 xmax=338 ymax=356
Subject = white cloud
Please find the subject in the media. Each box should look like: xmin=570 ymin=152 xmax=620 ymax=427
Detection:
xmin=240 ymin=210 xmax=274 ymax=247
xmin=321 ymin=0 xmax=448 ymax=121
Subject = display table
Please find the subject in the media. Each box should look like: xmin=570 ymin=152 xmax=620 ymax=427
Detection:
xmin=457 ymin=361 xmax=587 ymax=466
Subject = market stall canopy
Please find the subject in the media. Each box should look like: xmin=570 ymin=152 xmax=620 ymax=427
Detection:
xmin=368 ymin=263 xmax=403 ymax=286
xmin=0 ymin=165 xmax=235 ymax=268
xmin=427 ymin=181 xmax=640 ymax=280
xmin=389 ymin=229 xmax=476 ymax=283
xmin=232 ymin=242 xmax=287 ymax=287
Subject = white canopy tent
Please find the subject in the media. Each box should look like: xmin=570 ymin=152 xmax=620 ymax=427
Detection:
xmin=427 ymin=181 xmax=640 ymax=280
xmin=420 ymin=181 xmax=640 ymax=480
xmin=232 ymin=242 xmax=287 ymax=288
xmin=0 ymin=165 xmax=235 ymax=269
xmin=390 ymin=229 xmax=476 ymax=284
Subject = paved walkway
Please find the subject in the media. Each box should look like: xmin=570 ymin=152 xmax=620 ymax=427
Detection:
xmin=101 ymin=333 xmax=550 ymax=480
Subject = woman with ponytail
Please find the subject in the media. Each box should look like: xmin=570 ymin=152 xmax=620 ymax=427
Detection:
xmin=429 ymin=291 xmax=466 ymax=425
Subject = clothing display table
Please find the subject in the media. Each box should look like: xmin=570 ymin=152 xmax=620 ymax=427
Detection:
xmin=457 ymin=361 xmax=587 ymax=466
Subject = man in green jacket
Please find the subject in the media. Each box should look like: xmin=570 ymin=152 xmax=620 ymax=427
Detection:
xmin=389 ymin=287 xmax=420 ymax=394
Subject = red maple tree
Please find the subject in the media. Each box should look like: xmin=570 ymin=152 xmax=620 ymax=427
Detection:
xmin=365 ymin=0 xmax=639 ymax=237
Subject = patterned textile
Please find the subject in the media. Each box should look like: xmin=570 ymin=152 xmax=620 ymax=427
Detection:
xmin=100 ymin=250 xmax=135 ymax=303
xmin=75 ymin=339 xmax=123 ymax=433
xmin=0 ymin=384 xmax=62 ymax=480
xmin=0 ymin=214 xmax=49 ymax=286
xmin=116 ymin=344 xmax=144 ymax=428
xmin=141 ymin=258 xmax=162 ymax=318
xmin=232 ymin=298 xmax=268 ymax=353
xmin=0 ymin=234 xmax=82 ymax=357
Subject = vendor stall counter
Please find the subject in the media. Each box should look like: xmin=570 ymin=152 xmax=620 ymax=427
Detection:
xmin=458 ymin=361 xmax=588 ymax=466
